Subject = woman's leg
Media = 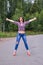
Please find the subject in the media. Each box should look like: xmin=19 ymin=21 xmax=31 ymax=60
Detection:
xmin=22 ymin=34 xmax=29 ymax=50
xmin=15 ymin=33 xmax=21 ymax=50
xmin=22 ymin=34 xmax=30 ymax=56
xmin=13 ymin=33 xmax=21 ymax=56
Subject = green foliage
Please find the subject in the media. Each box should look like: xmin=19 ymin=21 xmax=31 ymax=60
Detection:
xmin=38 ymin=10 xmax=43 ymax=31
xmin=30 ymin=3 xmax=40 ymax=13
xmin=0 ymin=0 xmax=43 ymax=32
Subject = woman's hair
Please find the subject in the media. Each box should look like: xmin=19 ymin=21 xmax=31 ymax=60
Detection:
xmin=18 ymin=17 xmax=24 ymax=22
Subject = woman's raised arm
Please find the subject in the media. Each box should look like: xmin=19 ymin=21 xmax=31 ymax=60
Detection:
xmin=6 ymin=18 xmax=14 ymax=23
xmin=29 ymin=17 xmax=37 ymax=22
xmin=6 ymin=18 xmax=18 ymax=25
xmin=25 ymin=17 xmax=37 ymax=25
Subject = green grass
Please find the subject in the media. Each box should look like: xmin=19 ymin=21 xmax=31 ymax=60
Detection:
xmin=0 ymin=31 xmax=43 ymax=38
xmin=26 ymin=31 xmax=43 ymax=35
xmin=0 ymin=32 xmax=17 ymax=38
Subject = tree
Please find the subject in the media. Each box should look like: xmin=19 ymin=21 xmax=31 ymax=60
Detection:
xmin=30 ymin=0 xmax=40 ymax=13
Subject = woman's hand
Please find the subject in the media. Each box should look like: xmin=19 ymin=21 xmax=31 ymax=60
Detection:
xmin=33 ymin=17 xmax=37 ymax=21
xmin=6 ymin=18 xmax=9 ymax=21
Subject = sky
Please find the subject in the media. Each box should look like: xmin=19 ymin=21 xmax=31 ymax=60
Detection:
xmin=24 ymin=0 xmax=35 ymax=3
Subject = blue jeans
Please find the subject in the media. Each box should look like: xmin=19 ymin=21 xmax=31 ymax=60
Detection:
xmin=14 ymin=33 xmax=29 ymax=51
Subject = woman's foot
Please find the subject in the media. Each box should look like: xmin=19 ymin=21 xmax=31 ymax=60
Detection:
xmin=27 ymin=50 xmax=31 ymax=56
xmin=13 ymin=50 xmax=16 ymax=56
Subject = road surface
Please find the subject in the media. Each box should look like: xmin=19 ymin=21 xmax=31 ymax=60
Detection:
xmin=0 ymin=35 xmax=43 ymax=65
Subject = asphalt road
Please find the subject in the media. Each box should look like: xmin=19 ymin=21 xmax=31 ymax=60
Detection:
xmin=0 ymin=35 xmax=43 ymax=65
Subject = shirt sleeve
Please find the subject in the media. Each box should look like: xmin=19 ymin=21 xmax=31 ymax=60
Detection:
xmin=24 ymin=20 xmax=31 ymax=25
xmin=13 ymin=21 xmax=19 ymax=25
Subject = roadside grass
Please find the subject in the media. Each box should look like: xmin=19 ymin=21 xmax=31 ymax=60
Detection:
xmin=26 ymin=31 xmax=43 ymax=35
xmin=0 ymin=31 xmax=43 ymax=38
xmin=0 ymin=32 xmax=17 ymax=38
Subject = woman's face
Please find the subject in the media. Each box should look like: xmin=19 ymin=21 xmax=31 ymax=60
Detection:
xmin=19 ymin=17 xmax=23 ymax=23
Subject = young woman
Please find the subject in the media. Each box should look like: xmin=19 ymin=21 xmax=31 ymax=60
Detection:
xmin=6 ymin=17 xmax=36 ymax=56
